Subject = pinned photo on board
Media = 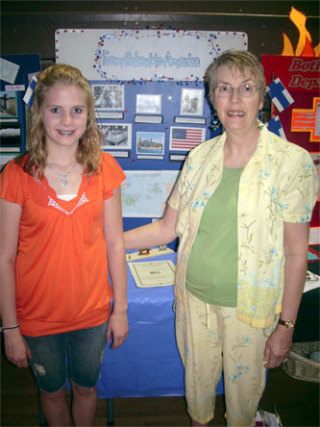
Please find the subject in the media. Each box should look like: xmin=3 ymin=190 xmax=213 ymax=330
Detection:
xmin=98 ymin=123 xmax=132 ymax=150
xmin=0 ymin=91 xmax=21 ymax=153
xmin=136 ymin=94 xmax=162 ymax=114
xmin=136 ymin=131 xmax=165 ymax=157
xmin=93 ymin=84 xmax=124 ymax=111
xmin=180 ymin=88 xmax=204 ymax=116
xmin=0 ymin=91 xmax=18 ymax=120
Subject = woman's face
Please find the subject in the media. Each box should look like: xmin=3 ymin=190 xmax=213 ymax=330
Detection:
xmin=212 ymin=65 xmax=263 ymax=136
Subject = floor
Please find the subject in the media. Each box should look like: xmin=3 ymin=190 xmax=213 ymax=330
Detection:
xmin=1 ymin=349 xmax=319 ymax=427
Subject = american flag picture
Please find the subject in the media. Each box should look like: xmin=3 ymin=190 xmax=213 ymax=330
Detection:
xmin=170 ymin=127 xmax=206 ymax=151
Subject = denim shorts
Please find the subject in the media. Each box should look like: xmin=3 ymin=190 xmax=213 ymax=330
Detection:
xmin=24 ymin=321 xmax=108 ymax=393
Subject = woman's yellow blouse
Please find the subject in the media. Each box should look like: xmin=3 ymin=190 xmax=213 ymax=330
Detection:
xmin=169 ymin=123 xmax=318 ymax=327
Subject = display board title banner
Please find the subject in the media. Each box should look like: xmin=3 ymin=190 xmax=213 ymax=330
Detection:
xmin=55 ymin=29 xmax=247 ymax=81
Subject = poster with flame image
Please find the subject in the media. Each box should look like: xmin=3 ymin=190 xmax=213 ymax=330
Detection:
xmin=261 ymin=6 xmax=319 ymax=243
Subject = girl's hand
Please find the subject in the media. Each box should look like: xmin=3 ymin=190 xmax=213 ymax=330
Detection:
xmin=106 ymin=311 xmax=129 ymax=349
xmin=4 ymin=330 xmax=31 ymax=368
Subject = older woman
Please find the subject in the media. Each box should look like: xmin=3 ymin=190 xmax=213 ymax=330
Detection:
xmin=125 ymin=50 xmax=318 ymax=426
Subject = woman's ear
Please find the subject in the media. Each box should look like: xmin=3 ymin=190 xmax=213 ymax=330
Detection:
xmin=209 ymin=92 xmax=215 ymax=108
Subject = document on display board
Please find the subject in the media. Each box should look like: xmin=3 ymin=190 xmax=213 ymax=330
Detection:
xmin=0 ymin=58 xmax=20 ymax=84
xmin=121 ymin=170 xmax=179 ymax=218
xmin=128 ymin=260 xmax=175 ymax=288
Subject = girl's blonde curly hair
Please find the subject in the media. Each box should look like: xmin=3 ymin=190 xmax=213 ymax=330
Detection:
xmin=21 ymin=63 xmax=102 ymax=177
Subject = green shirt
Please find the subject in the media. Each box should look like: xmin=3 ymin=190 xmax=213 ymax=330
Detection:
xmin=186 ymin=166 xmax=243 ymax=307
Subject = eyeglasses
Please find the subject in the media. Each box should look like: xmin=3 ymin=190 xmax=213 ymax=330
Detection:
xmin=213 ymin=83 xmax=260 ymax=98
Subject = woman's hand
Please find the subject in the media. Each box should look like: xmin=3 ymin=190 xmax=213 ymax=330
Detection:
xmin=263 ymin=326 xmax=293 ymax=369
xmin=4 ymin=330 xmax=31 ymax=368
xmin=106 ymin=311 xmax=129 ymax=349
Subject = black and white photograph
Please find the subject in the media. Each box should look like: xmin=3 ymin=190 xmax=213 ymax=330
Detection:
xmin=0 ymin=91 xmax=20 ymax=152
xmin=136 ymin=94 xmax=162 ymax=114
xmin=98 ymin=123 xmax=132 ymax=150
xmin=92 ymin=84 xmax=124 ymax=110
xmin=0 ymin=120 xmax=21 ymax=152
xmin=180 ymin=88 xmax=204 ymax=116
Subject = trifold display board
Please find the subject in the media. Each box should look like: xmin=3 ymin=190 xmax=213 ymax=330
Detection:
xmin=56 ymin=29 xmax=248 ymax=231
xmin=0 ymin=54 xmax=41 ymax=166
xmin=261 ymin=54 xmax=319 ymax=248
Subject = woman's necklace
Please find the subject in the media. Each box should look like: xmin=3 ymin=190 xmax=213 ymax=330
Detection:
xmin=47 ymin=162 xmax=77 ymax=187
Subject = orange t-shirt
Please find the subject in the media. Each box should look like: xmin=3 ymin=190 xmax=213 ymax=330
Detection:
xmin=0 ymin=152 xmax=125 ymax=337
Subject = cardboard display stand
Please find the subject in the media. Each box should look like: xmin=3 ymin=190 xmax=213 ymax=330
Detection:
xmin=55 ymin=29 xmax=248 ymax=231
xmin=0 ymin=54 xmax=41 ymax=164
xmin=262 ymin=54 xmax=320 ymax=248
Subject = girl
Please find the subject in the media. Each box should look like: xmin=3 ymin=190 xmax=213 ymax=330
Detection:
xmin=0 ymin=64 xmax=128 ymax=426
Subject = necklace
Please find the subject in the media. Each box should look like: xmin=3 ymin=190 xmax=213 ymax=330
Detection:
xmin=47 ymin=162 xmax=77 ymax=187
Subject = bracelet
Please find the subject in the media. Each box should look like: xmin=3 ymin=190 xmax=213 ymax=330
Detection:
xmin=0 ymin=324 xmax=20 ymax=333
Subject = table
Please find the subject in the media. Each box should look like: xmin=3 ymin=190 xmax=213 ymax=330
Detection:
xmin=97 ymin=252 xmax=224 ymax=398
xmin=97 ymin=251 xmax=319 ymax=399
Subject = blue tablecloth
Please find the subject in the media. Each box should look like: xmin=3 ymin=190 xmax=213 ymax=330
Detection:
xmin=97 ymin=252 xmax=224 ymax=398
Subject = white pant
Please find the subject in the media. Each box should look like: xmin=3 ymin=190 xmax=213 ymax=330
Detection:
xmin=175 ymin=290 xmax=277 ymax=426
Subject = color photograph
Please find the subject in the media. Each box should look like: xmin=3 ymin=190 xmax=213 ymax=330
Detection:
xmin=0 ymin=91 xmax=18 ymax=119
xmin=136 ymin=131 xmax=165 ymax=156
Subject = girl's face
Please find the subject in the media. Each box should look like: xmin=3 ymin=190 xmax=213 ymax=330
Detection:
xmin=40 ymin=83 xmax=88 ymax=151
xmin=212 ymin=65 xmax=263 ymax=136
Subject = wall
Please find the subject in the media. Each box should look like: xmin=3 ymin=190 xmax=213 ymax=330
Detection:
xmin=1 ymin=1 xmax=319 ymax=63
xmin=1 ymin=1 xmax=319 ymax=232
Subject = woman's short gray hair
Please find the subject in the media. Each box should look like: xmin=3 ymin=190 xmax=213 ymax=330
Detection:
xmin=204 ymin=50 xmax=267 ymax=103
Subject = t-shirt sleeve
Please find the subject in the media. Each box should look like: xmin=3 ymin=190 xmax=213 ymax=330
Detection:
xmin=280 ymin=149 xmax=319 ymax=223
xmin=0 ymin=160 xmax=25 ymax=205
xmin=101 ymin=152 xmax=126 ymax=199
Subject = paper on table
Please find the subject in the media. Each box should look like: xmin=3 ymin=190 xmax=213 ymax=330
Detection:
xmin=128 ymin=260 xmax=175 ymax=288
xmin=126 ymin=247 xmax=174 ymax=261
